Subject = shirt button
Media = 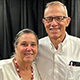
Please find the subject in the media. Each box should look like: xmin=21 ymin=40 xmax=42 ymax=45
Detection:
xmin=54 ymin=76 xmax=57 ymax=79
xmin=54 ymin=76 xmax=56 ymax=79
xmin=55 ymin=53 xmax=58 ymax=55
xmin=55 ymin=64 xmax=57 ymax=67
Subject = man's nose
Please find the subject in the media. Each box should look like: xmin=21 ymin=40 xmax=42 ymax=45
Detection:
xmin=50 ymin=19 xmax=58 ymax=26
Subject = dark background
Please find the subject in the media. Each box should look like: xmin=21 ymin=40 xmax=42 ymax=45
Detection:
xmin=0 ymin=0 xmax=80 ymax=59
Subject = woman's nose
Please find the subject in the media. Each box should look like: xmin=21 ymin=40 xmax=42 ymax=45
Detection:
xmin=26 ymin=46 xmax=32 ymax=51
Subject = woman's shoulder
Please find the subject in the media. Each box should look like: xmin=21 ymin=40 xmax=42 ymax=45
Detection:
xmin=0 ymin=58 xmax=13 ymax=66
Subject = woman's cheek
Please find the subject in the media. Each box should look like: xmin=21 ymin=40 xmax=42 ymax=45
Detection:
xmin=34 ymin=48 xmax=38 ymax=53
xmin=20 ymin=47 xmax=26 ymax=52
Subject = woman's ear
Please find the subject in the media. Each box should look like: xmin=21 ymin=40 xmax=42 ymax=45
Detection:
xmin=15 ymin=47 xmax=17 ymax=53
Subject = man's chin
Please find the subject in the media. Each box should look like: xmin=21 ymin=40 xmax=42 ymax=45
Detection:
xmin=49 ymin=35 xmax=59 ymax=40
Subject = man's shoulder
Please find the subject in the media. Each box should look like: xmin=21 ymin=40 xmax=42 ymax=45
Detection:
xmin=39 ymin=36 xmax=48 ymax=42
xmin=67 ymin=35 xmax=80 ymax=46
xmin=39 ymin=36 xmax=49 ymax=45
xmin=68 ymin=35 xmax=80 ymax=42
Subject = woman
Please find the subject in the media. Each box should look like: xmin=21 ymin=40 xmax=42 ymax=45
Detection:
xmin=0 ymin=29 xmax=41 ymax=80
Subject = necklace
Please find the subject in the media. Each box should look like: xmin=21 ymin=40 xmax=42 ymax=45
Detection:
xmin=14 ymin=58 xmax=34 ymax=80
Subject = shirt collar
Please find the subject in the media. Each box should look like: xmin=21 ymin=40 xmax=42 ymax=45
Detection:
xmin=49 ymin=32 xmax=69 ymax=51
xmin=61 ymin=32 xmax=69 ymax=45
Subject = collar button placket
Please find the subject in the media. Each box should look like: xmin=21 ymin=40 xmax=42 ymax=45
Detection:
xmin=53 ymin=52 xmax=59 ymax=80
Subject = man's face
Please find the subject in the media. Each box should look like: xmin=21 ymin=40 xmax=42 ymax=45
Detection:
xmin=43 ymin=5 xmax=71 ymax=40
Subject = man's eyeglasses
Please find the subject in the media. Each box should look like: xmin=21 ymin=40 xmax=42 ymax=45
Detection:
xmin=43 ymin=16 xmax=68 ymax=23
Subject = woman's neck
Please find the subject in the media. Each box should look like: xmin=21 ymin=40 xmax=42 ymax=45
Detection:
xmin=13 ymin=58 xmax=34 ymax=80
xmin=13 ymin=57 xmax=32 ymax=70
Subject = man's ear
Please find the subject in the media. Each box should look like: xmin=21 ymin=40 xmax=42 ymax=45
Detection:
xmin=42 ymin=19 xmax=45 ymax=24
xmin=66 ymin=17 xmax=71 ymax=27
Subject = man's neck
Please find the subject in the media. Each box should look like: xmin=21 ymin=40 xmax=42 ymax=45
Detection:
xmin=49 ymin=34 xmax=66 ymax=50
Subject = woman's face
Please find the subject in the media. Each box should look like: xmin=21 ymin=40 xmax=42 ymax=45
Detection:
xmin=15 ymin=33 xmax=38 ymax=63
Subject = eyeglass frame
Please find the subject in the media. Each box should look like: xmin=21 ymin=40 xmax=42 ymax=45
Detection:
xmin=43 ymin=16 xmax=68 ymax=23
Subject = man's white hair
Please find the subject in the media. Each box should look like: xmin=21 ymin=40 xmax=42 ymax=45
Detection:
xmin=44 ymin=1 xmax=68 ymax=17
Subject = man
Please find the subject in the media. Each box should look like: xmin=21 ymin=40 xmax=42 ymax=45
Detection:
xmin=35 ymin=1 xmax=80 ymax=80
